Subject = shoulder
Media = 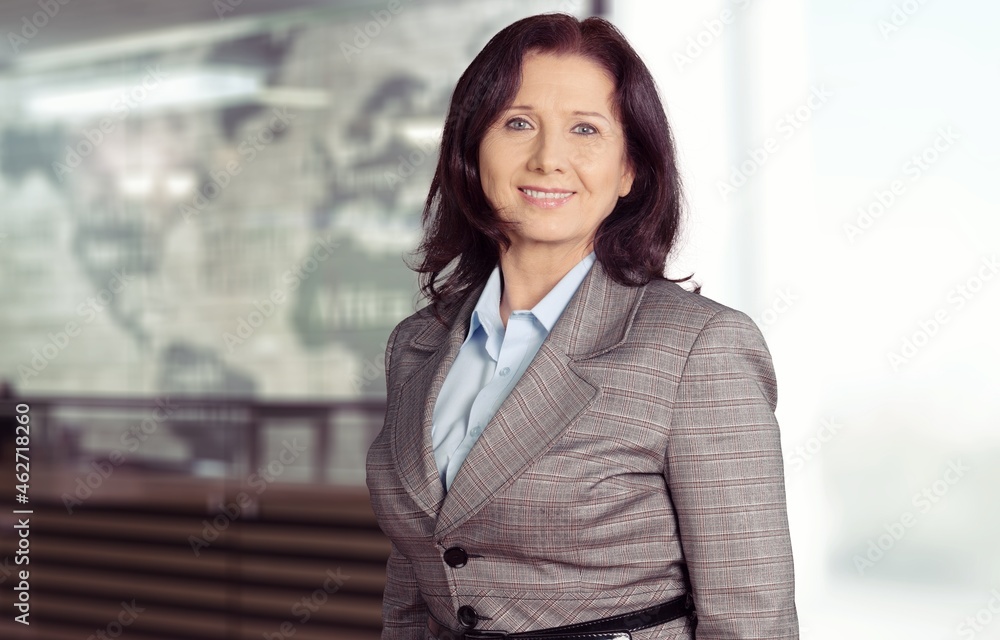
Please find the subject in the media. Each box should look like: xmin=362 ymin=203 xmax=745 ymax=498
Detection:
xmin=382 ymin=297 xmax=462 ymax=376
xmin=628 ymin=279 xmax=773 ymax=390
xmin=386 ymin=300 xmax=445 ymax=347
xmin=633 ymin=278 xmax=762 ymax=345
xmin=635 ymin=279 xmax=776 ymax=408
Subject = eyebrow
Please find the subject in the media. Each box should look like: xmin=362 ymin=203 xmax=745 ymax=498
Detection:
xmin=505 ymin=105 xmax=612 ymax=124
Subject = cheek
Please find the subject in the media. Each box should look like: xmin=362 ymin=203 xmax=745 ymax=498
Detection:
xmin=577 ymin=156 xmax=628 ymax=196
xmin=478 ymin=166 xmax=497 ymax=201
xmin=569 ymin=140 xmax=603 ymax=166
xmin=479 ymin=140 xmax=510 ymax=192
xmin=478 ymin=137 xmax=497 ymax=174
xmin=480 ymin=170 xmax=507 ymax=205
xmin=573 ymin=139 xmax=624 ymax=180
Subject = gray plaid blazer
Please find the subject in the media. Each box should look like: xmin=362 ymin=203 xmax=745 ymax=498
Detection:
xmin=366 ymin=258 xmax=798 ymax=639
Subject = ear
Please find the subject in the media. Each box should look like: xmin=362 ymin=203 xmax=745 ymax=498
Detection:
xmin=618 ymin=159 xmax=635 ymax=198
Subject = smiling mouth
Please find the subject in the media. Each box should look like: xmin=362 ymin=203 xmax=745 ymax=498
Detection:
xmin=519 ymin=187 xmax=575 ymax=199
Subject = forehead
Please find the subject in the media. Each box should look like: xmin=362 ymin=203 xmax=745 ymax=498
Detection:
xmin=515 ymin=52 xmax=617 ymax=107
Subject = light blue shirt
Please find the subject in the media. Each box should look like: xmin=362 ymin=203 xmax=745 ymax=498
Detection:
xmin=431 ymin=251 xmax=597 ymax=491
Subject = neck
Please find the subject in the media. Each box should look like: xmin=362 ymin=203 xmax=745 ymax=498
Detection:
xmin=497 ymin=243 xmax=591 ymax=328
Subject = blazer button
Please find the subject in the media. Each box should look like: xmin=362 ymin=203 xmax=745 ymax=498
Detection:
xmin=443 ymin=546 xmax=468 ymax=568
xmin=457 ymin=605 xmax=479 ymax=628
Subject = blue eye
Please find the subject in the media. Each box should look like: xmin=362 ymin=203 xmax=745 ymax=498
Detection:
xmin=506 ymin=118 xmax=531 ymax=130
xmin=574 ymin=123 xmax=598 ymax=135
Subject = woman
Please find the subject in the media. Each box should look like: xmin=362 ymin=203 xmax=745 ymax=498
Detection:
xmin=366 ymin=13 xmax=798 ymax=640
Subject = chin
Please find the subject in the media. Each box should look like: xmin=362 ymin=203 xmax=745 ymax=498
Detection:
xmin=510 ymin=231 xmax=579 ymax=247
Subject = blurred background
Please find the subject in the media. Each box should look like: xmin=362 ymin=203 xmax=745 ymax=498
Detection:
xmin=0 ymin=0 xmax=997 ymax=638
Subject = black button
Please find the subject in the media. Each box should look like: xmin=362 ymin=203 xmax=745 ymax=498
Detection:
xmin=443 ymin=547 xmax=468 ymax=568
xmin=457 ymin=605 xmax=479 ymax=628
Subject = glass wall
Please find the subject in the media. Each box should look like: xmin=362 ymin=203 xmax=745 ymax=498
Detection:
xmin=612 ymin=1 xmax=1000 ymax=637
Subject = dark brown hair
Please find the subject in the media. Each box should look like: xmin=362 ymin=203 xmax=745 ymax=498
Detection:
xmin=409 ymin=13 xmax=691 ymax=323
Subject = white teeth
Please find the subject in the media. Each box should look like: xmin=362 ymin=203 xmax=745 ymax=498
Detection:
xmin=522 ymin=188 xmax=573 ymax=199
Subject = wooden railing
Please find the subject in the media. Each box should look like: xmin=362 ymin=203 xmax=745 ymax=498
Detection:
xmin=15 ymin=393 xmax=388 ymax=483
xmin=0 ymin=394 xmax=392 ymax=639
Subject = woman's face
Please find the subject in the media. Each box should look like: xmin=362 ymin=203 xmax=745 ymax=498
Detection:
xmin=478 ymin=51 xmax=634 ymax=256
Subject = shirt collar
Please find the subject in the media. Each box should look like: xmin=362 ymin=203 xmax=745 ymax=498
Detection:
xmin=464 ymin=250 xmax=597 ymax=346
xmin=465 ymin=274 xmax=501 ymax=349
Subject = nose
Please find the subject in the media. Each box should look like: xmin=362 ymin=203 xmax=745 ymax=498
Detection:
xmin=527 ymin=127 xmax=568 ymax=174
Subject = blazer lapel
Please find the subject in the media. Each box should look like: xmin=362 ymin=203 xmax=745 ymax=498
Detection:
xmin=390 ymin=281 xmax=484 ymax=520
xmin=433 ymin=259 xmax=646 ymax=538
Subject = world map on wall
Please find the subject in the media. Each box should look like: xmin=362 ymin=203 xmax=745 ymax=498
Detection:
xmin=0 ymin=1 xmax=581 ymax=402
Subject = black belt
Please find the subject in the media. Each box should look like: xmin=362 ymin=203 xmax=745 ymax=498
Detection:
xmin=428 ymin=593 xmax=694 ymax=640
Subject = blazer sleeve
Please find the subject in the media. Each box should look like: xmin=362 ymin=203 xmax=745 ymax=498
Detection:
xmin=378 ymin=321 xmax=430 ymax=638
xmin=664 ymin=308 xmax=799 ymax=639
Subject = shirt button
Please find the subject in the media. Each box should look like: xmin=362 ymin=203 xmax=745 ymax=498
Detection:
xmin=471 ymin=424 xmax=482 ymax=436
xmin=499 ymin=367 xmax=510 ymax=376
